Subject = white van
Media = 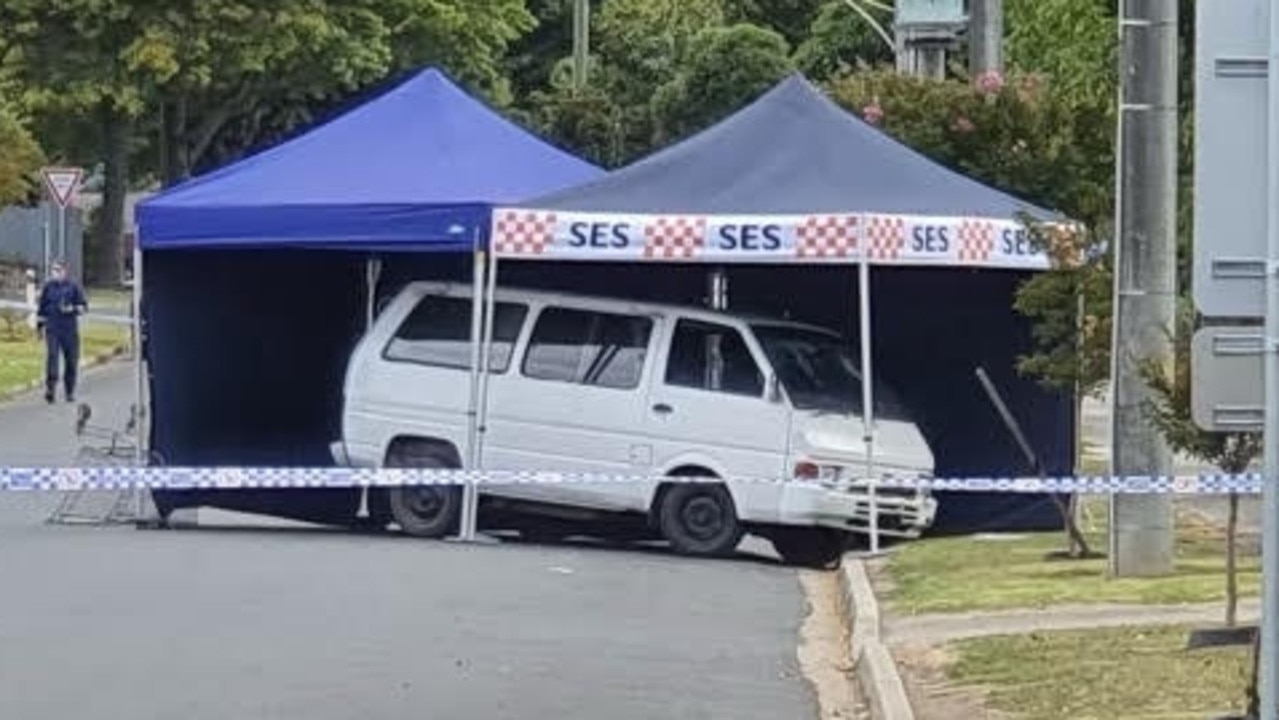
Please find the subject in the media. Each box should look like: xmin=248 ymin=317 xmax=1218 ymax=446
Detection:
xmin=333 ymin=281 xmax=937 ymax=566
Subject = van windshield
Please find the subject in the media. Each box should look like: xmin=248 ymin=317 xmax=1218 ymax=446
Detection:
xmin=751 ymin=324 xmax=912 ymax=420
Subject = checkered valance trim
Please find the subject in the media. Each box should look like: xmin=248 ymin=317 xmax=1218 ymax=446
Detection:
xmin=489 ymin=209 xmax=1069 ymax=271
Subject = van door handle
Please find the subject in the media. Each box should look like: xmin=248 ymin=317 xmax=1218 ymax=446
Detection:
xmin=652 ymin=403 xmax=674 ymax=415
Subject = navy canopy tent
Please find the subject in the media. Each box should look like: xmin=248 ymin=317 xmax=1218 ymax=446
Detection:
xmin=489 ymin=75 xmax=1073 ymax=533
xmin=136 ymin=67 xmax=602 ymax=523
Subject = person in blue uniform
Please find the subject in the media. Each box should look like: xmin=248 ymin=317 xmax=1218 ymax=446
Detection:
xmin=36 ymin=260 xmax=88 ymax=403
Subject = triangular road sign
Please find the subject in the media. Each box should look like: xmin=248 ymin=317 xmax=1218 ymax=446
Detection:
xmin=41 ymin=166 xmax=83 ymax=208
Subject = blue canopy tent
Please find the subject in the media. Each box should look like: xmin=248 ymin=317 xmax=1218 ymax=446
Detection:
xmin=135 ymin=67 xmax=602 ymax=523
xmin=487 ymin=74 xmax=1074 ymax=534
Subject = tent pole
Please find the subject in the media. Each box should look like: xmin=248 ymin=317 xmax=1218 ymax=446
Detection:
xmin=858 ymin=256 xmax=880 ymax=555
xmin=466 ymin=247 xmax=485 ymax=470
xmin=365 ymin=257 xmax=382 ymax=330
xmin=466 ymin=247 xmax=500 ymax=542
xmin=460 ymin=243 xmax=485 ymax=542
xmin=132 ymin=245 xmax=145 ymax=468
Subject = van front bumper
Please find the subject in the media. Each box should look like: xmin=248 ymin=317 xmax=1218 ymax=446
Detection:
xmin=778 ymin=482 xmax=938 ymax=539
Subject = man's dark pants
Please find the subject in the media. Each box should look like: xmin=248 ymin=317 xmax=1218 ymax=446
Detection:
xmin=45 ymin=325 xmax=80 ymax=400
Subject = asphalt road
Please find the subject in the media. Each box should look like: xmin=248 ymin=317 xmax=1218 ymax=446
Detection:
xmin=0 ymin=365 xmax=818 ymax=720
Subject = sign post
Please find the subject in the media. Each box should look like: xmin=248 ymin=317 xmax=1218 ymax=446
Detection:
xmin=39 ymin=167 xmax=83 ymax=273
xmin=1194 ymin=0 xmax=1279 ymax=715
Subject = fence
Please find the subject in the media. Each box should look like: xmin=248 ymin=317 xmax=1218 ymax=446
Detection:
xmin=0 ymin=203 xmax=85 ymax=288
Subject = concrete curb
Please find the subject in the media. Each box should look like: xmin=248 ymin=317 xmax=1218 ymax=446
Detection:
xmin=840 ymin=556 xmax=916 ymax=720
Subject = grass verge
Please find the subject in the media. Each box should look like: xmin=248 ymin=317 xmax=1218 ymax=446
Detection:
xmin=883 ymin=499 xmax=1259 ymax=614
xmin=947 ymin=624 xmax=1251 ymax=720
xmin=0 ymin=322 xmax=130 ymax=399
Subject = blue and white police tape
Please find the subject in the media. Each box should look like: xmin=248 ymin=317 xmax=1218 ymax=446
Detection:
xmin=0 ymin=467 xmax=1264 ymax=495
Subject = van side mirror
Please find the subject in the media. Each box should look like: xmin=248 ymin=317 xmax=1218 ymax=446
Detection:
xmin=765 ymin=374 xmax=783 ymax=403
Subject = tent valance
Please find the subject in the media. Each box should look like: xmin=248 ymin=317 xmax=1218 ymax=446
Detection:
xmin=491 ymin=208 xmax=1054 ymax=270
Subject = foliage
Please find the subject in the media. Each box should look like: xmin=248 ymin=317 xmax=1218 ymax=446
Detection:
xmin=1141 ymin=304 xmax=1262 ymax=475
xmin=0 ymin=88 xmax=43 ymax=206
xmin=724 ymin=0 xmax=824 ymax=48
xmin=1141 ymin=302 xmax=1261 ymax=628
xmin=650 ymin=24 xmax=794 ymax=145
xmin=523 ymin=0 xmax=739 ymax=167
xmin=827 ymin=70 xmax=1115 ymax=394
xmin=1004 ymin=0 xmax=1116 ymax=108
xmin=793 ymin=1 xmax=894 ymax=81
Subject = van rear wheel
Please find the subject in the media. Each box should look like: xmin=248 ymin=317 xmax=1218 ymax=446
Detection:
xmin=385 ymin=445 xmax=461 ymax=538
xmin=658 ymin=483 xmax=743 ymax=557
xmin=769 ymin=527 xmax=852 ymax=569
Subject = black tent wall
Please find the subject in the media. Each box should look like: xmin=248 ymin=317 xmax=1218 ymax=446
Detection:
xmin=147 ymin=250 xmax=1068 ymax=532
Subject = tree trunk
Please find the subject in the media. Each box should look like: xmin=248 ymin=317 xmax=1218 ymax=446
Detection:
xmin=161 ymin=98 xmax=191 ymax=186
xmin=1051 ymin=493 xmax=1094 ymax=558
xmin=1225 ymin=491 xmax=1239 ymax=627
xmin=89 ymin=105 xmax=131 ymax=287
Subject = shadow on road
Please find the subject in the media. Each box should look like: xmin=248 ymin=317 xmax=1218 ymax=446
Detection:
xmin=136 ymin=519 xmax=792 ymax=568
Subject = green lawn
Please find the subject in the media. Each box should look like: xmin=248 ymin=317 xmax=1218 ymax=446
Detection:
xmin=884 ymin=503 xmax=1260 ymax=614
xmin=0 ymin=319 xmax=130 ymax=399
xmin=86 ymin=286 xmax=132 ymax=312
xmin=948 ymin=625 xmax=1252 ymax=720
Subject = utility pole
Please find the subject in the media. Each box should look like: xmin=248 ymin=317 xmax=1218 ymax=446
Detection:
xmin=967 ymin=0 xmax=1004 ymax=78
xmin=571 ymin=0 xmax=590 ymax=93
xmin=1109 ymin=0 xmax=1178 ymax=577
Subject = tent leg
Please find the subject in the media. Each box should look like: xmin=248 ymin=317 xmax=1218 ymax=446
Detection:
xmin=858 ymin=257 xmax=881 ymax=555
xmin=133 ymin=246 xmax=145 ymax=467
xmin=458 ymin=247 xmax=499 ymax=544
xmin=458 ymin=247 xmax=486 ymax=542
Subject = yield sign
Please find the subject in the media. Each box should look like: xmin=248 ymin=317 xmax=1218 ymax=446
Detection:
xmin=41 ymin=166 xmax=83 ymax=208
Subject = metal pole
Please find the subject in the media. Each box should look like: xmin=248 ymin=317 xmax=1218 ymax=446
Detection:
xmin=58 ymin=206 xmax=67 ymax=262
xmin=41 ymin=206 xmax=50 ymax=280
xmin=1258 ymin=0 xmax=1279 ymax=714
xmin=466 ymin=247 xmax=485 ymax=468
xmin=859 ymin=257 xmax=879 ymax=554
xmin=572 ymin=0 xmax=590 ymax=92
xmin=364 ymin=257 xmax=382 ymax=331
xmin=132 ymin=246 xmax=144 ymax=467
xmin=465 ymin=248 xmax=500 ymax=543
xmin=967 ymin=0 xmax=1004 ymax=78
xmin=1109 ymin=0 xmax=1178 ymax=577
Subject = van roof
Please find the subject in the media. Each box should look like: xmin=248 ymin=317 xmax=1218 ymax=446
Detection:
xmin=403 ymin=280 xmax=840 ymax=337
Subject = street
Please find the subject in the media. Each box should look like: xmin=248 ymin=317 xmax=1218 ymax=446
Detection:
xmin=0 ymin=364 xmax=826 ymax=719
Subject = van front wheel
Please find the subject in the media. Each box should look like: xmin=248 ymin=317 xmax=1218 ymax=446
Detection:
xmin=768 ymin=527 xmax=852 ymax=569
xmin=386 ymin=446 xmax=461 ymax=538
xmin=658 ymin=483 xmax=743 ymax=557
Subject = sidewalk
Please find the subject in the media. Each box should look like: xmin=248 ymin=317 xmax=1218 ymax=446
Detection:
xmin=885 ymin=598 xmax=1259 ymax=647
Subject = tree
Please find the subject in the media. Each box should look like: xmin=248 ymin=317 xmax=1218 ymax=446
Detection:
xmin=0 ymin=72 xmax=43 ymax=206
xmin=793 ymin=1 xmax=894 ymax=81
xmin=522 ymin=0 xmax=734 ymax=166
xmin=1142 ymin=305 xmax=1261 ymax=627
xmin=1 ymin=0 xmax=534 ymax=283
xmin=725 ymin=0 xmax=824 ymax=48
xmin=651 ymin=24 xmax=795 ymax=145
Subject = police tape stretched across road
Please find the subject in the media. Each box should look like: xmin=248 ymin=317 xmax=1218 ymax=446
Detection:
xmin=0 ymin=466 xmax=1263 ymax=495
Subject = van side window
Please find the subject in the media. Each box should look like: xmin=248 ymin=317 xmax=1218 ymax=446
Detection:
xmin=665 ymin=319 xmax=763 ymax=397
xmin=384 ymin=295 xmax=527 ymax=373
xmin=522 ymin=307 xmax=653 ymax=390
